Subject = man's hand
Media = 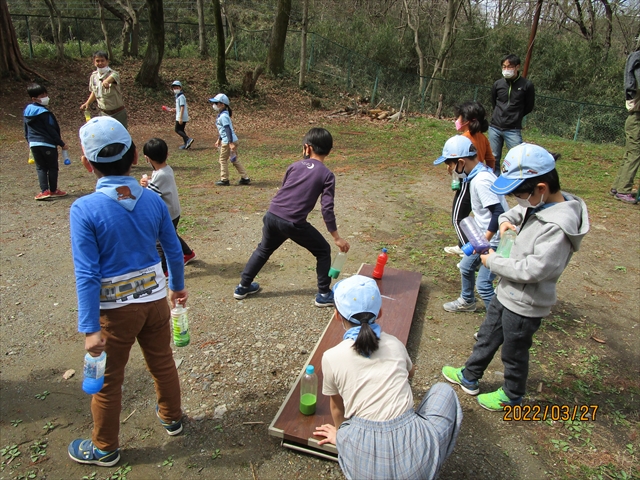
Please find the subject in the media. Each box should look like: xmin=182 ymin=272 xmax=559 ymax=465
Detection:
xmin=169 ymin=289 xmax=189 ymax=309
xmin=80 ymin=102 xmax=88 ymax=111
xmin=313 ymin=424 xmax=337 ymax=446
xmin=101 ymin=77 xmax=112 ymax=89
xmin=85 ymin=331 xmax=105 ymax=357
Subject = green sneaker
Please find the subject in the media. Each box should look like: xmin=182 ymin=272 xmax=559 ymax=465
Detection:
xmin=477 ymin=387 xmax=522 ymax=411
xmin=442 ymin=366 xmax=479 ymax=395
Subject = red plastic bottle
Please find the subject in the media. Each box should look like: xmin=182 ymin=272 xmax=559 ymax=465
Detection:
xmin=372 ymin=248 xmax=388 ymax=279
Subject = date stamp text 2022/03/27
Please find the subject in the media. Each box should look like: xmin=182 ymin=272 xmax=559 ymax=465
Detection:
xmin=503 ymin=404 xmax=599 ymax=422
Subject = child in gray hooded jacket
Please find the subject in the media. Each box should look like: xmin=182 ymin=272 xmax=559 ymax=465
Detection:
xmin=442 ymin=143 xmax=589 ymax=412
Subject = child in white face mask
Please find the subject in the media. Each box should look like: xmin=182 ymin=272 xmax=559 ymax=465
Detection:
xmin=166 ymin=81 xmax=193 ymax=150
xmin=208 ymin=93 xmax=250 ymax=186
xmin=433 ymin=135 xmax=509 ymax=313
xmin=23 ymin=83 xmax=69 ymax=200
xmin=443 ymin=143 xmax=589 ymax=412
xmin=80 ymin=51 xmax=128 ymax=129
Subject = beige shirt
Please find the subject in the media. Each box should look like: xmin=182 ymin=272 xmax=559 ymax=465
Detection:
xmin=89 ymin=68 xmax=124 ymax=112
xmin=322 ymin=332 xmax=414 ymax=421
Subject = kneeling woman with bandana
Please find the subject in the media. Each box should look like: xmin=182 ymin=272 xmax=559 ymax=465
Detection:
xmin=314 ymin=275 xmax=463 ymax=480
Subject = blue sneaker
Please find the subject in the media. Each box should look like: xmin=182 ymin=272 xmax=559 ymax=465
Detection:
xmin=315 ymin=291 xmax=334 ymax=307
xmin=68 ymin=439 xmax=120 ymax=466
xmin=155 ymin=405 xmax=183 ymax=436
xmin=234 ymin=282 xmax=261 ymax=300
xmin=442 ymin=366 xmax=480 ymax=395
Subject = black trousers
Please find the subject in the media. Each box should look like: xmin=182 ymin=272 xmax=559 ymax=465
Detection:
xmin=452 ymin=182 xmax=471 ymax=247
xmin=157 ymin=216 xmax=193 ymax=272
xmin=32 ymin=146 xmax=59 ymax=192
xmin=175 ymin=121 xmax=189 ymax=143
xmin=463 ymin=296 xmax=542 ymax=399
xmin=241 ymin=212 xmax=332 ymax=293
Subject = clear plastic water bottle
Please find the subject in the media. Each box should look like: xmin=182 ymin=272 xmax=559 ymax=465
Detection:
xmin=299 ymin=365 xmax=317 ymax=415
xmin=230 ymin=153 xmax=237 ymax=163
xmin=28 ymin=149 xmax=35 ymax=164
xmin=495 ymin=229 xmax=517 ymax=258
xmin=83 ymin=351 xmax=107 ymax=394
xmin=84 ymin=110 xmax=91 ymax=122
xmin=372 ymin=248 xmax=388 ymax=279
xmin=63 ymin=150 xmax=71 ymax=165
xmin=459 ymin=217 xmax=491 ymax=255
xmin=171 ymin=304 xmax=190 ymax=347
xmin=451 ymin=171 xmax=461 ymax=191
xmin=328 ymin=251 xmax=347 ymax=279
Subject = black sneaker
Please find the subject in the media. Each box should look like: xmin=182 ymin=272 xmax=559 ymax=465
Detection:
xmin=216 ymin=180 xmax=230 ymax=186
xmin=234 ymin=282 xmax=261 ymax=299
xmin=155 ymin=405 xmax=183 ymax=436
xmin=185 ymin=138 xmax=194 ymax=149
xmin=238 ymin=177 xmax=251 ymax=185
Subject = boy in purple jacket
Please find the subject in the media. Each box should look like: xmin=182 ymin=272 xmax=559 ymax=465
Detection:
xmin=234 ymin=128 xmax=350 ymax=307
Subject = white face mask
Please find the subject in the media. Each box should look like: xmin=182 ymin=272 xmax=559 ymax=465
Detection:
xmin=212 ymin=104 xmax=220 ymax=111
xmin=454 ymin=160 xmax=468 ymax=180
xmin=502 ymin=69 xmax=516 ymax=79
xmin=515 ymin=192 xmax=545 ymax=209
xmin=97 ymin=66 xmax=110 ymax=75
xmin=39 ymin=96 xmax=50 ymax=106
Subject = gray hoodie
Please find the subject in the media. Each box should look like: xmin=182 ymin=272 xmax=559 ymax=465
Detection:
xmin=485 ymin=192 xmax=589 ymax=318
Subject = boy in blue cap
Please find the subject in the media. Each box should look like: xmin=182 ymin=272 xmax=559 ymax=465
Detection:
xmin=68 ymin=117 xmax=188 ymax=466
xmin=434 ymin=135 xmax=508 ymax=312
xmin=442 ymin=143 xmax=589 ymax=411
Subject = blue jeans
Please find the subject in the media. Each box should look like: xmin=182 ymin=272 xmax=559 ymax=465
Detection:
xmin=459 ymin=252 xmax=496 ymax=309
xmin=488 ymin=126 xmax=523 ymax=175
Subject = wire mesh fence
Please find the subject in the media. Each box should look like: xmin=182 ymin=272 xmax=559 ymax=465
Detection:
xmin=10 ymin=13 xmax=626 ymax=144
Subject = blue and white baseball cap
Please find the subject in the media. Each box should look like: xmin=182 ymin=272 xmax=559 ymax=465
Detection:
xmin=79 ymin=116 xmax=132 ymax=163
xmin=491 ymin=143 xmax=556 ymax=195
xmin=434 ymin=135 xmax=476 ymax=165
xmin=171 ymin=80 xmax=182 ymax=88
xmin=209 ymin=93 xmax=230 ymax=106
xmin=333 ymin=275 xmax=382 ymax=325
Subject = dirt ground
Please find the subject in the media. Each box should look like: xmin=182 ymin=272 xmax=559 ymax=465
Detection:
xmin=1 ymin=59 xmax=639 ymax=480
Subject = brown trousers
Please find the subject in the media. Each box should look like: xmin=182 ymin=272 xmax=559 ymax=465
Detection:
xmin=91 ymin=299 xmax=181 ymax=451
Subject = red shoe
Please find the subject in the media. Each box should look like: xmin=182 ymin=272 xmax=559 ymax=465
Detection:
xmin=184 ymin=251 xmax=196 ymax=265
xmin=35 ymin=190 xmax=51 ymax=200
xmin=50 ymin=189 xmax=68 ymax=198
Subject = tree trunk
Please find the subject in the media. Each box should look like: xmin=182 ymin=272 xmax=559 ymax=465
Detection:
xmin=212 ymin=0 xmax=228 ymax=87
xmin=0 ymin=0 xmax=41 ymax=79
xmin=298 ymin=0 xmax=308 ymax=88
xmin=403 ymin=0 xmax=425 ymax=94
xmin=136 ymin=0 xmax=164 ymax=87
xmin=43 ymin=0 xmax=65 ymax=59
xmin=97 ymin=0 xmax=114 ymax=61
xmin=196 ymin=0 xmax=208 ymax=58
xmin=116 ymin=0 xmax=142 ymax=57
xmin=427 ymin=0 xmax=463 ymax=102
xmin=266 ymin=0 xmax=292 ymax=76
xmin=599 ymin=0 xmax=612 ymax=61
xmin=222 ymin=3 xmax=235 ymax=57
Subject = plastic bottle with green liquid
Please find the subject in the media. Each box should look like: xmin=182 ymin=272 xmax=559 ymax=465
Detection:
xmin=299 ymin=365 xmax=317 ymax=415
xmin=328 ymin=251 xmax=347 ymax=279
xmin=171 ymin=304 xmax=190 ymax=347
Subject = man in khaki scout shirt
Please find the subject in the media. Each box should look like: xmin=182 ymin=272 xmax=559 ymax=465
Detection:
xmin=80 ymin=51 xmax=128 ymax=129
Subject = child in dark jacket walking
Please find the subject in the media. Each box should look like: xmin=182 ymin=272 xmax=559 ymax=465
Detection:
xmin=23 ymin=84 xmax=69 ymax=200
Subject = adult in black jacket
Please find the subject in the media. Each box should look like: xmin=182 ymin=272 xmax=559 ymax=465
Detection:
xmin=489 ymin=54 xmax=535 ymax=174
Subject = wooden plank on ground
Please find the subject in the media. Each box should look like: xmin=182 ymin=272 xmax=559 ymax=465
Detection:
xmin=268 ymin=263 xmax=422 ymax=459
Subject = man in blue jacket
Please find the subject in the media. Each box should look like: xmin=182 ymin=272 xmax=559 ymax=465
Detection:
xmin=488 ymin=54 xmax=535 ymax=174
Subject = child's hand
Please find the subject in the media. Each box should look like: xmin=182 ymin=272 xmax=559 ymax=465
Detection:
xmin=480 ymin=249 xmax=495 ymax=267
xmin=499 ymin=222 xmax=516 ymax=236
xmin=214 ymin=139 xmax=221 ymax=148
xmin=85 ymin=331 xmax=105 ymax=356
xmin=313 ymin=424 xmax=337 ymax=446
xmin=230 ymin=143 xmax=238 ymax=154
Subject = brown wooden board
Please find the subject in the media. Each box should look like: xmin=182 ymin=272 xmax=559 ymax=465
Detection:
xmin=268 ymin=264 xmax=423 ymax=459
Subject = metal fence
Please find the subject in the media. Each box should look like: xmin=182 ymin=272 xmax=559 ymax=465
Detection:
xmin=10 ymin=13 xmax=626 ymax=144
